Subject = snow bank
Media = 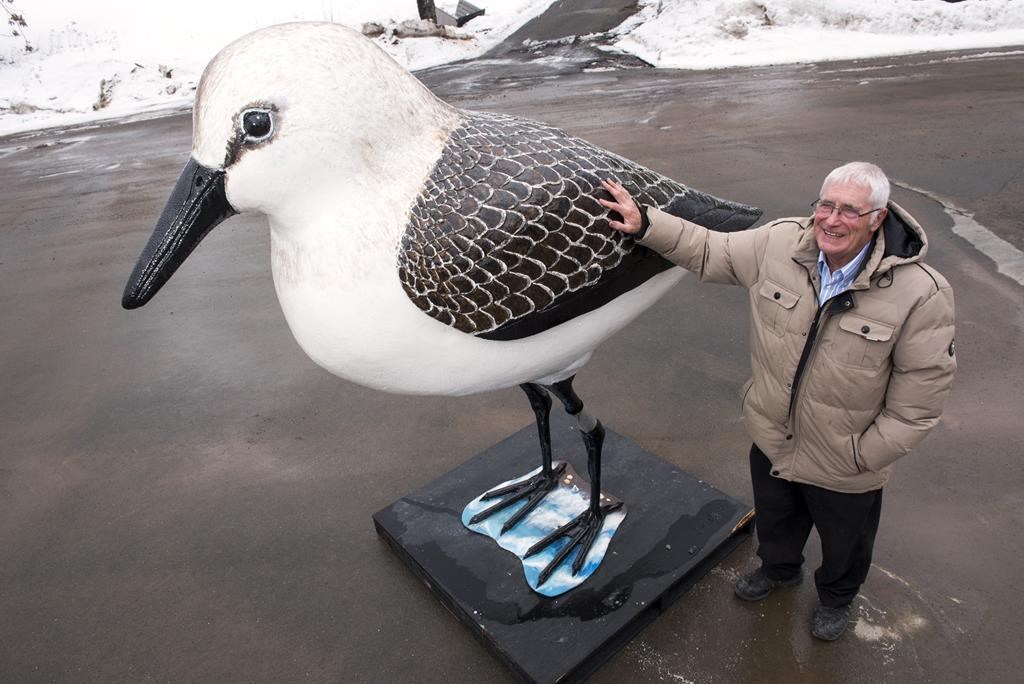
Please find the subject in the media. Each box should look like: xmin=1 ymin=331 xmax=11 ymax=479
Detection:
xmin=2 ymin=0 xmax=1023 ymax=136
xmin=0 ymin=0 xmax=554 ymax=135
xmin=612 ymin=0 xmax=1024 ymax=69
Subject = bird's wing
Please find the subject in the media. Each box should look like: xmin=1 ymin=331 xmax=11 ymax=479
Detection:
xmin=398 ymin=111 xmax=760 ymax=341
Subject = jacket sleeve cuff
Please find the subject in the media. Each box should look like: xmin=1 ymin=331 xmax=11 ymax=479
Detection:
xmin=634 ymin=205 xmax=709 ymax=268
xmin=633 ymin=200 xmax=650 ymax=240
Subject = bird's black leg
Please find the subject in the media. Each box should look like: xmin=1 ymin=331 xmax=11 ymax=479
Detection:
xmin=526 ymin=376 xmax=623 ymax=586
xmin=469 ymin=383 xmax=567 ymax=533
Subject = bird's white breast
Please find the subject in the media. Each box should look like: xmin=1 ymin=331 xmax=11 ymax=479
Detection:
xmin=270 ymin=227 xmax=684 ymax=396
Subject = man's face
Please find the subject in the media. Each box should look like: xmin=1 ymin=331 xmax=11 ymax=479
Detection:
xmin=813 ymin=181 xmax=887 ymax=271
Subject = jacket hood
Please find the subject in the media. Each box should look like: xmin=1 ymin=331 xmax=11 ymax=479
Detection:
xmin=875 ymin=200 xmax=926 ymax=270
xmin=854 ymin=200 xmax=928 ymax=287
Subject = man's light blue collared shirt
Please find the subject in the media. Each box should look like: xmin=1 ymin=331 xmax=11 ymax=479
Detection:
xmin=817 ymin=242 xmax=872 ymax=306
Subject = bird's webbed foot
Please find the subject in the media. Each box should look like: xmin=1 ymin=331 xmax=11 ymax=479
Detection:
xmin=525 ymin=499 xmax=625 ymax=587
xmin=468 ymin=462 xmax=568 ymax=534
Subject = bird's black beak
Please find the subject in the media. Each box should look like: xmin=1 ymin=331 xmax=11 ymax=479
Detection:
xmin=122 ymin=157 xmax=237 ymax=309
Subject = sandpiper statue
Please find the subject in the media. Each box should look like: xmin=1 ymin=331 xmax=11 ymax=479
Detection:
xmin=122 ymin=22 xmax=761 ymax=595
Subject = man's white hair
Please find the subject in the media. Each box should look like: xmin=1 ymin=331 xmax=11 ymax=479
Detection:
xmin=821 ymin=161 xmax=890 ymax=209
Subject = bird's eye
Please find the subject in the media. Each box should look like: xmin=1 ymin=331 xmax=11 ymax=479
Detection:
xmin=241 ymin=109 xmax=273 ymax=142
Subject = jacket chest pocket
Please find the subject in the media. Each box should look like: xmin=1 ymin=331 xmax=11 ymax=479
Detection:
xmin=755 ymin=279 xmax=802 ymax=336
xmin=826 ymin=313 xmax=897 ymax=369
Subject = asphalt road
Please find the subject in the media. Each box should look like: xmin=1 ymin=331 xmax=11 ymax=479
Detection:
xmin=1 ymin=32 xmax=1023 ymax=684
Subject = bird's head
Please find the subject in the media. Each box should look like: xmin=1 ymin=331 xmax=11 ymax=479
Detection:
xmin=122 ymin=22 xmax=453 ymax=309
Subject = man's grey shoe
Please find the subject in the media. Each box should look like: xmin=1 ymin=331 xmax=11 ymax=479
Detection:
xmin=734 ymin=568 xmax=802 ymax=601
xmin=811 ymin=604 xmax=851 ymax=641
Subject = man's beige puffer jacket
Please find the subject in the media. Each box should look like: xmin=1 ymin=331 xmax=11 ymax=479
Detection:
xmin=639 ymin=202 xmax=956 ymax=493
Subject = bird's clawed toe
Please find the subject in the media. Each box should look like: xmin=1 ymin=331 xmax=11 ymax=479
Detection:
xmin=526 ymin=501 xmax=624 ymax=586
xmin=468 ymin=462 xmax=568 ymax=532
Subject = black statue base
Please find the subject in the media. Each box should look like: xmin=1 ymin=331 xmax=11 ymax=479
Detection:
xmin=373 ymin=414 xmax=753 ymax=684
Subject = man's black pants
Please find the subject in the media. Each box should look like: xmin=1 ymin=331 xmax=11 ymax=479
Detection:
xmin=749 ymin=443 xmax=883 ymax=608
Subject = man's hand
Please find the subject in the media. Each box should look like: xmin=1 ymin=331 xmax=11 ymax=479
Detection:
xmin=599 ymin=178 xmax=643 ymax=235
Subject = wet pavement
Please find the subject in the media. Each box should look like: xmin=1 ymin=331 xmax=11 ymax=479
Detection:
xmin=1 ymin=22 xmax=1023 ymax=684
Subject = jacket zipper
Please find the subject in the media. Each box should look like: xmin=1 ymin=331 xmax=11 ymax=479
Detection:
xmin=788 ymin=305 xmax=826 ymax=420
xmin=787 ymin=292 xmax=855 ymax=470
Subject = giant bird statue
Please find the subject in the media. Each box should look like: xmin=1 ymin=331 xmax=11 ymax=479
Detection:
xmin=122 ymin=22 xmax=761 ymax=593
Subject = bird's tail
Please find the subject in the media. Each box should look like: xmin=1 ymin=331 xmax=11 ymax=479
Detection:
xmin=661 ymin=190 xmax=762 ymax=233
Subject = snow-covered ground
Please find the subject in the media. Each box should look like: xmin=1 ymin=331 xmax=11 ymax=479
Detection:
xmin=0 ymin=0 xmax=555 ymax=135
xmin=2 ymin=0 xmax=1023 ymax=136
xmin=616 ymin=0 xmax=1024 ymax=69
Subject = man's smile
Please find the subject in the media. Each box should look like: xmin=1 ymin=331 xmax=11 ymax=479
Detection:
xmin=820 ymin=227 xmax=846 ymax=239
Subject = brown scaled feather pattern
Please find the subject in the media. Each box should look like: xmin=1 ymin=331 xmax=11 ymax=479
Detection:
xmin=398 ymin=111 xmax=696 ymax=336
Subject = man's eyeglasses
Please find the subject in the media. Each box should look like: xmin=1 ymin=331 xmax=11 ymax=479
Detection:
xmin=812 ymin=200 xmax=884 ymax=221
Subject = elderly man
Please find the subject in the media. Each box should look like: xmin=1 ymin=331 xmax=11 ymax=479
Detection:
xmin=599 ymin=162 xmax=956 ymax=641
